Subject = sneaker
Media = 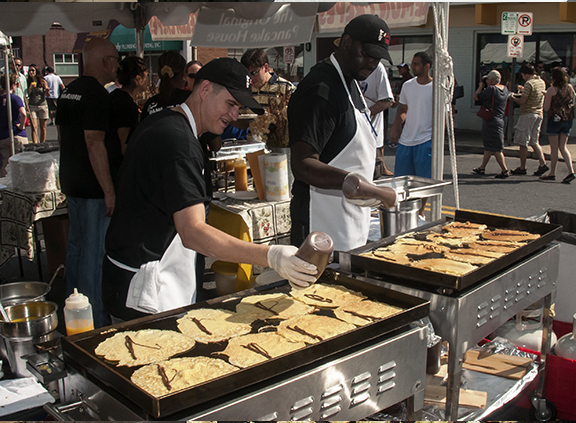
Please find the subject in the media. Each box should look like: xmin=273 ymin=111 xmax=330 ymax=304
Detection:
xmin=562 ymin=173 xmax=575 ymax=184
xmin=539 ymin=174 xmax=556 ymax=181
xmin=417 ymin=214 xmax=427 ymax=227
xmin=533 ymin=164 xmax=549 ymax=176
xmin=511 ymin=167 xmax=527 ymax=175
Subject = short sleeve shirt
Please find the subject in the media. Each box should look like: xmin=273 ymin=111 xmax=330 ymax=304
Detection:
xmin=105 ymin=109 xmax=209 ymax=269
xmin=520 ymin=75 xmax=545 ymax=116
xmin=141 ymin=89 xmax=191 ymax=121
xmin=0 ymin=94 xmax=27 ymax=139
xmin=359 ymin=62 xmax=393 ymax=147
xmin=56 ymin=76 xmax=112 ymax=198
xmin=398 ymin=77 xmax=433 ymax=146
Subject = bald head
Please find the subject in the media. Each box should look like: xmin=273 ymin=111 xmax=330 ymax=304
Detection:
xmin=83 ymin=38 xmax=119 ymax=85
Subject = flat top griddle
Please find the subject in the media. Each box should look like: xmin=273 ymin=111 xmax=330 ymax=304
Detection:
xmin=61 ymin=270 xmax=429 ymax=419
xmin=341 ymin=210 xmax=562 ymax=292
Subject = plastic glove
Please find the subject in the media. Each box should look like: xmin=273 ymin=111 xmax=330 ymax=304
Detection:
xmin=343 ymin=172 xmax=397 ymax=208
xmin=267 ymin=245 xmax=318 ymax=289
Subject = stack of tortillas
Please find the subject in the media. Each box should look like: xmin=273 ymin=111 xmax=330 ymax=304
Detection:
xmin=176 ymin=308 xmax=253 ymax=343
xmin=94 ymin=329 xmax=196 ymax=367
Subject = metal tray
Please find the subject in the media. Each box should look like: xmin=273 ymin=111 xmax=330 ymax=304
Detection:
xmin=374 ymin=176 xmax=451 ymax=202
xmin=61 ymin=270 xmax=429 ymax=419
xmin=213 ymin=140 xmax=266 ymax=162
xmin=342 ymin=210 xmax=562 ymax=292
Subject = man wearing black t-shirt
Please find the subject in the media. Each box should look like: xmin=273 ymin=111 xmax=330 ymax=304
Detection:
xmin=57 ymin=38 xmax=120 ymax=328
xmin=103 ymin=58 xmax=318 ymax=322
xmin=289 ymin=15 xmax=395 ymax=251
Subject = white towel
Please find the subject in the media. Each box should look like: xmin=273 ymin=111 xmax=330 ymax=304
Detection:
xmin=0 ymin=377 xmax=54 ymax=416
xmin=125 ymin=234 xmax=197 ymax=314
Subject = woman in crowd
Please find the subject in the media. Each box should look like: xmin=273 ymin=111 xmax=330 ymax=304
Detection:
xmin=473 ymin=70 xmax=511 ymax=178
xmin=26 ymin=64 xmax=49 ymax=143
xmin=539 ymin=67 xmax=575 ymax=183
xmin=0 ymin=73 xmax=27 ymax=177
xmin=140 ymin=51 xmax=188 ymax=120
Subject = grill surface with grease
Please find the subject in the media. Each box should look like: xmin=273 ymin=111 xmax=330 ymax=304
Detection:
xmin=342 ymin=210 xmax=562 ymax=291
xmin=61 ymin=270 xmax=428 ymax=419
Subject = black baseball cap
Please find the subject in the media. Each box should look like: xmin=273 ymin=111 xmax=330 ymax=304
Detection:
xmin=195 ymin=58 xmax=264 ymax=115
xmin=344 ymin=14 xmax=392 ymax=64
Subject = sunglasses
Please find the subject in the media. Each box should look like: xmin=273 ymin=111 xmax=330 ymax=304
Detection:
xmin=188 ymin=73 xmax=197 ymax=79
xmin=250 ymin=66 xmax=263 ymax=76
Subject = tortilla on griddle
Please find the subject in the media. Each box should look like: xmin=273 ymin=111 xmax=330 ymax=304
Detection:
xmin=481 ymin=229 xmax=540 ymax=243
xmin=131 ymin=356 xmax=238 ymax=397
xmin=290 ymin=283 xmax=366 ymax=308
xmin=236 ymin=293 xmax=315 ymax=320
xmin=411 ymin=258 xmax=477 ymax=276
xmin=94 ymin=329 xmax=196 ymax=367
xmin=277 ymin=314 xmax=356 ymax=344
xmin=427 ymin=233 xmax=478 ymax=247
xmin=386 ymin=239 xmax=450 ymax=255
xmin=360 ymin=249 xmax=413 ymax=265
xmin=443 ymin=221 xmax=488 ymax=231
xmin=334 ymin=300 xmax=403 ymax=326
xmin=468 ymin=241 xmax=521 ymax=253
xmin=177 ymin=309 xmax=253 ymax=343
xmin=220 ymin=332 xmax=306 ymax=368
xmin=443 ymin=250 xmax=494 ymax=265
xmin=450 ymin=247 xmax=504 ymax=258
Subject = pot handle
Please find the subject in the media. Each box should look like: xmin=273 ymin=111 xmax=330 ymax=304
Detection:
xmin=48 ymin=264 xmax=66 ymax=287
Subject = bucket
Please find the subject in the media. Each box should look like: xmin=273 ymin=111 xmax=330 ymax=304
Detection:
xmin=379 ymin=199 xmax=421 ymax=238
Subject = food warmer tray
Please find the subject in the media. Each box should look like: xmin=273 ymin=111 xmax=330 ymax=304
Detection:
xmin=61 ymin=270 xmax=429 ymax=419
xmin=374 ymin=175 xmax=451 ymax=202
xmin=340 ymin=209 xmax=562 ymax=292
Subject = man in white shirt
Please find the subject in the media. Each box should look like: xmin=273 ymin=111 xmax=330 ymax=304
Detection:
xmin=359 ymin=61 xmax=394 ymax=177
xmin=44 ymin=66 xmax=64 ymax=125
xmin=390 ymin=51 xmax=433 ymax=219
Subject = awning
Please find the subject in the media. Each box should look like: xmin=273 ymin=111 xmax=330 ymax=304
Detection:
xmin=110 ymin=24 xmax=183 ymax=53
xmin=480 ymin=40 xmax=561 ymax=65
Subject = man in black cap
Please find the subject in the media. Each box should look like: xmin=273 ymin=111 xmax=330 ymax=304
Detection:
xmin=289 ymin=14 xmax=396 ymax=252
xmin=103 ymin=58 xmax=317 ymax=322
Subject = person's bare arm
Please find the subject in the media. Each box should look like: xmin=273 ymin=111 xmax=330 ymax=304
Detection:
xmin=17 ymin=106 xmax=26 ymax=131
xmin=84 ymin=129 xmax=115 ymax=216
xmin=543 ymin=87 xmax=557 ymax=112
xmin=290 ymin=141 xmax=348 ymax=190
xmin=389 ymin=103 xmax=407 ymax=145
xmin=369 ymin=99 xmax=393 ymax=116
xmin=174 ymin=203 xmax=269 ymax=266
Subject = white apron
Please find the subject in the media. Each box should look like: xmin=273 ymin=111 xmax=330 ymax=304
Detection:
xmin=309 ymin=54 xmax=377 ymax=251
xmin=114 ymin=103 xmax=198 ymax=314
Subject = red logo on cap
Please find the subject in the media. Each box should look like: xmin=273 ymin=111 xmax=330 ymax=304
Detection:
xmin=379 ymin=30 xmax=390 ymax=46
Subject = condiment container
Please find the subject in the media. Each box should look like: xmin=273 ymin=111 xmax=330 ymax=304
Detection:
xmin=342 ymin=173 xmax=397 ymax=208
xmin=64 ymin=288 xmax=94 ymax=336
xmin=555 ymin=312 xmax=576 ymax=360
xmin=234 ymin=156 xmax=248 ymax=191
xmin=295 ymin=231 xmax=334 ymax=279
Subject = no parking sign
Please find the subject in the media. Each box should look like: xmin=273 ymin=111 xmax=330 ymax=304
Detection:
xmin=507 ymin=34 xmax=524 ymax=58
xmin=517 ymin=12 xmax=533 ymax=36
xmin=283 ymin=46 xmax=295 ymax=64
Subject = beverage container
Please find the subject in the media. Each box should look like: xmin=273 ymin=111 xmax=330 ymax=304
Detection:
xmin=64 ymin=288 xmax=94 ymax=335
xmin=295 ymin=231 xmax=334 ymax=279
xmin=554 ymin=312 xmax=576 ymax=360
xmin=234 ymin=156 xmax=248 ymax=191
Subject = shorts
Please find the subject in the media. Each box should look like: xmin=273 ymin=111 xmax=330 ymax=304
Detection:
xmin=394 ymin=140 xmax=432 ymax=178
xmin=47 ymin=98 xmax=58 ymax=112
xmin=546 ymin=118 xmax=573 ymax=136
xmin=29 ymin=103 xmax=49 ymax=120
xmin=514 ymin=113 xmax=543 ymax=147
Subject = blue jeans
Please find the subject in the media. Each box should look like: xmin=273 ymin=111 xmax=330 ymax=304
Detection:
xmin=66 ymin=196 xmax=110 ymax=328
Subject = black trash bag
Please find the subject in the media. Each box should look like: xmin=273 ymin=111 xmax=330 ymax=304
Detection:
xmin=527 ymin=210 xmax=576 ymax=245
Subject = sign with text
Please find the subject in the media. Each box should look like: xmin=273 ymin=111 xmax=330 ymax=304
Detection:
xmin=507 ymin=34 xmax=524 ymax=58
xmin=191 ymin=3 xmax=317 ymax=48
xmin=501 ymin=11 xmax=518 ymax=35
xmin=283 ymin=46 xmax=295 ymax=64
xmin=517 ymin=12 xmax=533 ymax=36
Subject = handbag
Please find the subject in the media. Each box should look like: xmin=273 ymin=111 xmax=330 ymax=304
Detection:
xmin=453 ymin=85 xmax=464 ymax=100
xmin=477 ymin=88 xmax=494 ymax=121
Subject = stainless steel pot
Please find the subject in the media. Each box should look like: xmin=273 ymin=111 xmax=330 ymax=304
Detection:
xmin=379 ymin=198 xmax=422 ymax=238
xmin=0 ymin=264 xmax=64 ymax=307
xmin=0 ymin=301 xmax=59 ymax=338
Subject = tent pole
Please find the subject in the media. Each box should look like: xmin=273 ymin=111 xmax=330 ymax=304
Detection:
xmin=3 ymin=46 xmax=15 ymax=158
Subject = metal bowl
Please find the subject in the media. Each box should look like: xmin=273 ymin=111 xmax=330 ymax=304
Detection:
xmin=0 ymin=301 xmax=58 ymax=338
xmin=0 ymin=281 xmax=51 ymax=307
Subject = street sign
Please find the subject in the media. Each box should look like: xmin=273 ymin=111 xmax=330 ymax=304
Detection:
xmin=517 ymin=12 xmax=533 ymax=36
xmin=283 ymin=46 xmax=295 ymax=64
xmin=501 ymin=12 xmax=518 ymax=35
xmin=507 ymin=34 xmax=524 ymax=58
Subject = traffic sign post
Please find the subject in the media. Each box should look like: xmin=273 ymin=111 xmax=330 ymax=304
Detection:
xmin=501 ymin=11 xmax=518 ymax=35
xmin=517 ymin=12 xmax=533 ymax=36
xmin=507 ymin=34 xmax=524 ymax=58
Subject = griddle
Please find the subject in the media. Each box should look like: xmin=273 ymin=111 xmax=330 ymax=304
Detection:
xmin=61 ymin=270 xmax=429 ymax=419
xmin=341 ymin=209 xmax=562 ymax=291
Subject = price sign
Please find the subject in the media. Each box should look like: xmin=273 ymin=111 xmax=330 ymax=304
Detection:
xmin=517 ymin=12 xmax=533 ymax=36
xmin=507 ymin=34 xmax=524 ymax=58
xmin=501 ymin=12 xmax=518 ymax=35
xmin=283 ymin=46 xmax=295 ymax=65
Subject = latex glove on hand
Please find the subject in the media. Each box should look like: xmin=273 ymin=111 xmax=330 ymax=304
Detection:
xmin=267 ymin=245 xmax=318 ymax=289
xmin=342 ymin=172 xmax=397 ymax=208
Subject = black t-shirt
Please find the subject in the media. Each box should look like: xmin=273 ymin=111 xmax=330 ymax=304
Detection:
xmin=141 ymin=89 xmax=190 ymax=121
xmin=288 ymin=59 xmax=363 ymax=213
xmin=57 ymin=76 xmax=113 ymax=198
xmin=106 ymin=89 xmax=140 ymax=183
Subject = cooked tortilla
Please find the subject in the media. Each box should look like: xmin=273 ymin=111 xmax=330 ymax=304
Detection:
xmin=443 ymin=221 xmax=488 ymax=230
xmin=481 ymin=229 xmax=540 ymax=242
xmin=360 ymin=249 xmax=413 ymax=265
xmin=444 ymin=250 xmax=494 ymax=265
xmin=131 ymin=357 xmax=238 ymax=397
xmin=94 ymin=329 xmax=196 ymax=367
xmin=277 ymin=314 xmax=356 ymax=344
xmin=451 ymin=247 xmax=504 ymax=259
xmin=334 ymin=300 xmax=403 ymax=326
xmin=236 ymin=293 xmax=315 ymax=320
xmin=427 ymin=233 xmax=478 ymax=247
xmin=290 ymin=283 xmax=366 ymax=308
xmin=386 ymin=239 xmax=450 ymax=255
xmin=411 ymin=258 xmax=477 ymax=276
xmin=177 ymin=309 xmax=253 ymax=343
xmin=472 ymin=240 xmax=522 ymax=252
xmin=220 ymin=332 xmax=306 ymax=368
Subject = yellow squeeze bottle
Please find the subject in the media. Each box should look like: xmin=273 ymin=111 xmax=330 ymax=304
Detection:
xmin=64 ymin=288 xmax=94 ymax=335
xmin=234 ymin=156 xmax=248 ymax=191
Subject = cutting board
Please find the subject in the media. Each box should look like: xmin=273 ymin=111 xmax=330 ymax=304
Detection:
xmin=462 ymin=349 xmax=532 ymax=379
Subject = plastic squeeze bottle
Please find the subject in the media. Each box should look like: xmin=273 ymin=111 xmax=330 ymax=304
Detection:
xmin=234 ymin=155 xmax=248 ymax=191
xmin=64 ymin=288 xmax=94 ymax=335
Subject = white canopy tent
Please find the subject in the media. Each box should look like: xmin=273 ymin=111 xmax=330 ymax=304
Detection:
xmin=481 ymin=40 xmax=561 ymax=65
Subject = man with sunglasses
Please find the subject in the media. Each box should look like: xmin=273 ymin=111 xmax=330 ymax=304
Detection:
xmin=184 ymin=60 xmax=202 ymax=92
xmin=56 ymin=38 xmax=120 ymax=328
xmin=10 ymin=58 xmax=28 ymax=108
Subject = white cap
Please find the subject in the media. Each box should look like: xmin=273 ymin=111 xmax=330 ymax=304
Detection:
xmin=65 ymin=288 xmax=90 ymax=310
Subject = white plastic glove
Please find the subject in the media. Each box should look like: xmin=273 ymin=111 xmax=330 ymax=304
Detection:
xmin=267 ymin=245 xmax=318 ymax=289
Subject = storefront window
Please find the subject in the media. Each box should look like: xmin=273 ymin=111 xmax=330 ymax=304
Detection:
xmin=54 ymin=53 xmax=80 ymax=77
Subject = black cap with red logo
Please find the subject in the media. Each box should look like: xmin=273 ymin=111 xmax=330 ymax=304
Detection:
xmin=344 ymin=14 xmax=392 ymax=64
